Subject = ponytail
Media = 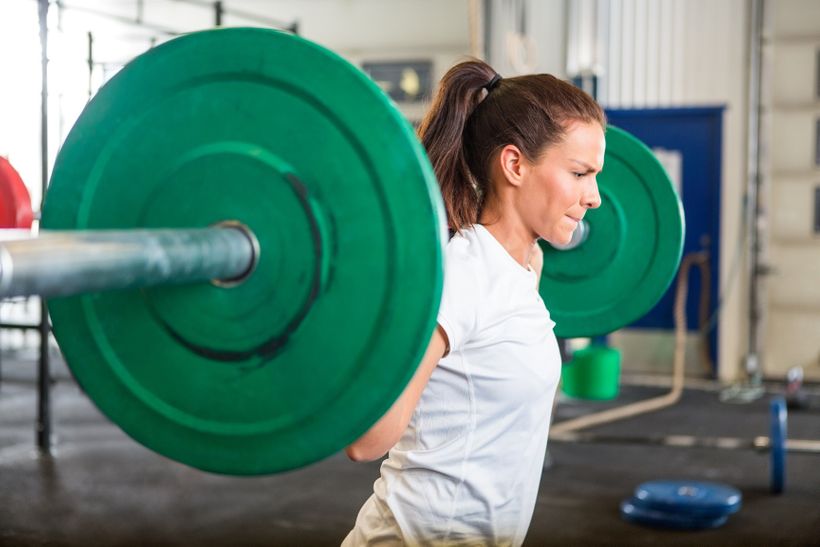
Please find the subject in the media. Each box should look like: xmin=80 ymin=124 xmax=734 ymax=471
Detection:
xmin=417 ymin=60 xmax=497 ymax=231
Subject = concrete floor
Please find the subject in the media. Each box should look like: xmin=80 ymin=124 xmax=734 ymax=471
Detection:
xmin=1 ymin=350 xmax=819 ymax=546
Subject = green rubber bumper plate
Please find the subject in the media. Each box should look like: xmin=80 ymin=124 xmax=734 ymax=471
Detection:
xmin=539 ymin=125 xmax=685 ymax=338
xmin=42 ymin=28 xmax=446 ymax=475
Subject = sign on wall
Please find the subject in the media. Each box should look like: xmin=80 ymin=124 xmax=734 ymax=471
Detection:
xmin=361 ymin=60 xmax=432 ymax=103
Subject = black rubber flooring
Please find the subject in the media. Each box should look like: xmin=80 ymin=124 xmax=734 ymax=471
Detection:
xmin=1 ymin=351 xmax=818 ymax=546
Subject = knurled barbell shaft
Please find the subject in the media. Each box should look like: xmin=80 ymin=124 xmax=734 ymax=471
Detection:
xmin=0 ymin=226 xmax=257 ymax=299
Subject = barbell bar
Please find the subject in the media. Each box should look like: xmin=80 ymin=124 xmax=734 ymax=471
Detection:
xmin=549 ymin=432 xmax=820 ymax=454
xmin=550 ymin=398 xmax=814 ymax=494
xmin=0 ymin=226 xmax=258 ymax=298
xmin=0 ymin=27 xmax=684 ymax=475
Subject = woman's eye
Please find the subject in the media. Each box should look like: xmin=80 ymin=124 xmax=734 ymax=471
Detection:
xmin=573 ymin=172 xmax=586 ymax=178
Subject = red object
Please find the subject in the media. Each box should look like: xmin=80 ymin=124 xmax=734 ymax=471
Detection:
xmin=0 ymin=156 xmax=34 ymax=229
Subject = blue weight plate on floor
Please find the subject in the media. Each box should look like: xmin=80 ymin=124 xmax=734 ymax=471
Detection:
xmin=770 ymin=397 xmax=787 ymax=494
xmin=620 ymin=499 xmax=730 ymax=530
xmin=633 ymin=480 xmax=742 ymax=518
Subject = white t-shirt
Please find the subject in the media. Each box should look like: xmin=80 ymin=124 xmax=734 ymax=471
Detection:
xmin=343 ymin=224 xmax=562 ymax=547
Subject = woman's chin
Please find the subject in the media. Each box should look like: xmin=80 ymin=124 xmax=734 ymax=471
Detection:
xmin=545 ymin=233 xmax=572 ymax=248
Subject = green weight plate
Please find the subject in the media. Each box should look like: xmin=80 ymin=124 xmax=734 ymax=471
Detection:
xmin=42 ymin=28 xmax=446 ymax=475
xmin=539 ymin=125 xmax=684 ymax=338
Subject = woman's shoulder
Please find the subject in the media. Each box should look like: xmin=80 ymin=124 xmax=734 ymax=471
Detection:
xmin=447 ymin=224 xmax=482 ymax=251
xmin=442 ymin=227 xmax=495 ymax=306
xmin=445 ymin=226 xmax=485 ymax=269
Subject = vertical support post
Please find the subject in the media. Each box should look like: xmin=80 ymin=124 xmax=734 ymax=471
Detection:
xmin=214 ymin=1 xmax=224 ymax=27
xmin=37 ymin=0 xmax=53 ymax=454
xmin=87 ymin=31 xmax=94 ymax=101
xmin=722 ymin=0 xmax=768 ymax=403
xmin=814 ymin=185 xmax=820 ymax=234
xmin=744 ymin=0 xmax=765 ymax=390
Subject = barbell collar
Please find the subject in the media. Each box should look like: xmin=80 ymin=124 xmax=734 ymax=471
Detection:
xmin=0 ymin=225 xmax=258 ymax=299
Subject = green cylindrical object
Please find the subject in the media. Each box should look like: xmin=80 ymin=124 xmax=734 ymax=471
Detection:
xmin=561 ymin=346 xmax=621 ymax=400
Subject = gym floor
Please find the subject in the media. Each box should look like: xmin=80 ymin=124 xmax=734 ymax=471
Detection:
xmin=1 ymin=351 xmax=818 ymax=546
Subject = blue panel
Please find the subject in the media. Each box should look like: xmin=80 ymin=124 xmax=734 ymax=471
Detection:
xmin=605 ymin=107 xmax=724 ymax=372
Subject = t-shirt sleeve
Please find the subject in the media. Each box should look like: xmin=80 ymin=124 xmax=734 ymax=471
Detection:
xmin=436 ymin=246 xmax=480 ymax=354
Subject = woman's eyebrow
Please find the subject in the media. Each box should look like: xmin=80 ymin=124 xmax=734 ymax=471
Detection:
xmin=570 ymin=159 xmax=598 ymax=172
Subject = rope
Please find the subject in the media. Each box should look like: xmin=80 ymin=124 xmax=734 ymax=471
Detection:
xmin=551 ymin=252 xmax=709 ymax=435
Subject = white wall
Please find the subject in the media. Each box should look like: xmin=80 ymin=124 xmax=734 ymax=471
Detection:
xmin=763 ymin=0 xmax=820 ymax=380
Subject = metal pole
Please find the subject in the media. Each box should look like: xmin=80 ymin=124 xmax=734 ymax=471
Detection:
xmin=37 ymin=0 xmax=51 ymax=455
xmin=0 ymin=227 xmax=258 ymax=299
xmin=87 ymin=32 xmax=94 ymax=101
xmin=214 ymin=1 xmax=224 ymax=27
xmin=722 ymin=0 xmax=768 ymax=403
xmin=550 ymin=432 xmax=820 ymax=455
xmin=743 ymin=0 xmax=766 ymax=396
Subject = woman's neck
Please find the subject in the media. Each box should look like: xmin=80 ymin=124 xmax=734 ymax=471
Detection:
xmin=478 ymin=206 xmax=536 ymax=267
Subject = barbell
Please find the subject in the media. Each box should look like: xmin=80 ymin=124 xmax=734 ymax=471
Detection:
xmin=0 ymin=28 xmax=683 ymax=475
xmin=551 ymin=398 xmax=820 ymax=495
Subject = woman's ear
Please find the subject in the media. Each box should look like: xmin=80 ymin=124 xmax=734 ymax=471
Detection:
xmin=498 ymin=144 xmax=526 ymax=187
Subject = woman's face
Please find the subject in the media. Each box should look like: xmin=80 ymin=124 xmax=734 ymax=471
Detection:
xmin=516 ymin=121 xmax=605 ymax=246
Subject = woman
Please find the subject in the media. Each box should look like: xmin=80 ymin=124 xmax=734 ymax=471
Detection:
xmin=343 ymin=59 xmax=606 ymax=546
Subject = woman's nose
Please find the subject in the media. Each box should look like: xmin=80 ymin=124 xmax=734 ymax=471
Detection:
xmin=583 ymin=178 xmax=602 ymax=209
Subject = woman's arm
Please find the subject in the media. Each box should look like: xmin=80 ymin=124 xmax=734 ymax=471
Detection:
xmin=345 ymin=326 xmax=448 ymax=462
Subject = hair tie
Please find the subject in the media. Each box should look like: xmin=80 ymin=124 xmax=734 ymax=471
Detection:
xmin=484 ymin=73 xmax=502 ymax=93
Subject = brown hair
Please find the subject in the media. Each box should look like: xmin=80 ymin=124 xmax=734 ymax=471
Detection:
xmin=418 ymin=59 xmax=606 ymax=231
